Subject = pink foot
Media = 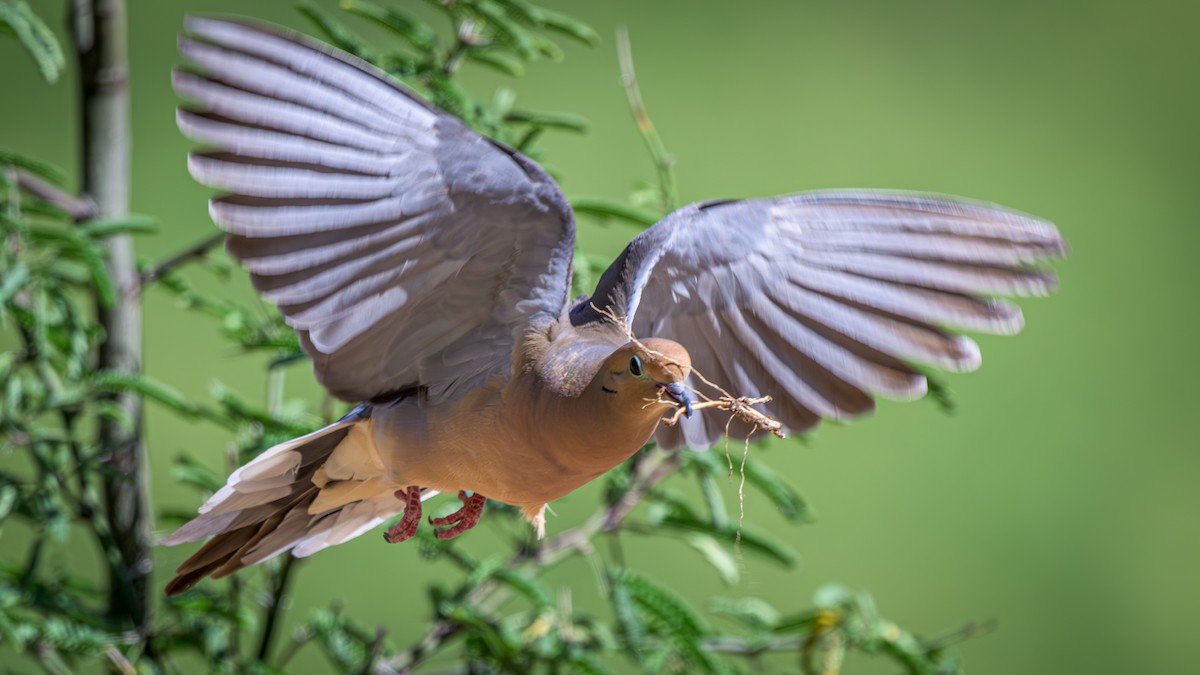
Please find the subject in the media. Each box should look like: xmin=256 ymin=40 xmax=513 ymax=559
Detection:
xmin=429 ymin=491 xmax=487 ymax=540
xmin=383 ymin=486 xmax=422 ymax=543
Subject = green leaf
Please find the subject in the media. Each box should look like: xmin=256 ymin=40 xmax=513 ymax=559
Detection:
xmin=609 ymin=573 xmax=645 ymax=653
xmin=505 ymin=109 xmax=587 ymax=132
xmin=172 ymin=454 xmax=223 ymax=493
xmin=473 ymin=2 xmax=537 ymax=59
xmin=707 ymin=596 xmax=781 ymax=631
xmin=78 ymin=214 xmax=157 ymax=238
xmin=0 ymin=260 xmax=29 ymax=308
xmin=0 ymin=0 xmax=66 ymax=83
xmin=490 ymin=568 xmax=551 ymax=611
xmin=535 ymin=7 xmax=601 ymax=46
xmin=570 ymin=198 xmax=658 ymax=227
xmin=0 ymin=149 xmax=66 ymax=185
xmin=742 ymin=458 xmax=814 ymax=522
xmin=89 ymin=370 xmax=195 ymax=416
xmin=298 ymin=0 xmax=377 ymax=61
xmin=466 ymin=49 xmax=525 ymax=76
xmin=684 ymin=533 xmax=739 ymax=585
xmin=339 ymin=0 xmax=436 ymax=51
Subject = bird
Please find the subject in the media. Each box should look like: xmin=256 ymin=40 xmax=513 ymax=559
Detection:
xmin=161 ymin=16 xmax=1067 ymax=596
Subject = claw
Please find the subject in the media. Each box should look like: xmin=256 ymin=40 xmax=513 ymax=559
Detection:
xmin=429 ymin=490 xmax=487 ymax=540
xmin=383 ymin=485 xmax=422 ymax=543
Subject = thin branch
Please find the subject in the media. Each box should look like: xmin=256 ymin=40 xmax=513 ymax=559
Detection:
xmin=139 ymin=233 xmax=223 ymax=284
xmin=700 ymin=635 xmax=805 ymax=654
xmin=11 ymin=168 xmax=98 ymax=222
xmin=382 ymin=446 xmax=684 ymax=673
xmin=616 ymin=27 xmax=677 ymax=213
xmin=257 ymin=554 xmax=299 ymax=662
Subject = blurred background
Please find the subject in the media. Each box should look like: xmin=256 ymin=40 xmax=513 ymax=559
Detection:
xmin=3 ymin=0 xmax=1197 ymax=673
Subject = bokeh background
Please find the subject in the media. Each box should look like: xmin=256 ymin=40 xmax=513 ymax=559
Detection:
xmin=3 ymin=0 xmax=1198 ymax=673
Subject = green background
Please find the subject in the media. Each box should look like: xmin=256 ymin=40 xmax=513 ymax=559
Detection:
xmin=4 ymin=0 xmax=1198 ymax=673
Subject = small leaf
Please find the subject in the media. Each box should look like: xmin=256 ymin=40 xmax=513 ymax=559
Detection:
xmin=536 ymin=7 xmax=600 ymax=46
xmin=0 ymin=0 xmax=66 ymax=83
xmin=466 ymin=49 xmax=525 ymax=77
xmin=339 ymin=0 xmax=436 ymax=51
xmin=297 ymin=0 xmax=377 ymax=62
xmin=684 ymin=533 xmax=739 ymax=585
xmin=570 ymin=198 xmax=658 ymax=227
xmin=505 ymin=109 xmax=587 ymax=132
xmin=473 ymin=3 xmax=537 ymax=59
xmin=0 ymin=261 xmax=29 ymax=307
xmin=742 ymin=458 xmax=814 ymax=522
xmin=0 ymin=149 xmax=67 ymax=185
xmin=78 ymin=214 xmax=157 ymax=238
xmin=89 ymin=370 xmax=194 ymax=416
xmin=172 ymin=454 xmax=223 ymax=493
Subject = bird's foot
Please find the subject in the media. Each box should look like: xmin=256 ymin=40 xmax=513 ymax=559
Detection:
xmin=429 ymin=490 xmax=486 ymax=540
xmin=383 ymin=485 xmax=423 ymax=543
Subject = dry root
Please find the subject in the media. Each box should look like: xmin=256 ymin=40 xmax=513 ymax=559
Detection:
xmin=660 ymin=395 xmax=785 ymax=440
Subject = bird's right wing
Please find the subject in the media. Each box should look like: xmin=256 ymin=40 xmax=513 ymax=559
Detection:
xmin=573 ymin=191 xmax=1066 ymax=450
xmin=175 ymin=17 xmax=576 ymax=403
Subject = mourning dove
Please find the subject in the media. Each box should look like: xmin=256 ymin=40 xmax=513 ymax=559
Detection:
xmin=161 ymin=17 xmax=1066 ymax=595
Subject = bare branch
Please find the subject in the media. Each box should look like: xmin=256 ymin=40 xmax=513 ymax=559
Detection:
xmin=11 ymin=168 xmax=98 ymax=222
xmin=139 ymin=233 xmax=223 ymax=284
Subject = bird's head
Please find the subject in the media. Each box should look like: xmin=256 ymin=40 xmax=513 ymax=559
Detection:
xmin=595 ymin=338 xmax=694 ymax=419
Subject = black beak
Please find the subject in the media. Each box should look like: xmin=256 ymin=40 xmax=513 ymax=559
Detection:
xmin=661 ymin=382 xmax=694 ymax=418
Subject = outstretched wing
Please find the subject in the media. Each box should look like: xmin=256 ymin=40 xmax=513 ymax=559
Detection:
xmin=175 ymin=17 xmax=575 ymax=402
xmin=572 ymin=191 xmax=1066 ymax=450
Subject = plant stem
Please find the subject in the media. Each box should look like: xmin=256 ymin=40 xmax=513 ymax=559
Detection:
xmin=257 ymin=554 xmax=299 ymax=662
xmin=616 ymin=27 xmax=677 ymax=213
xmin=140 ymin=233 xmax=223 ymax=284
xmin=71 ymin=0 xmax=151 ymax=632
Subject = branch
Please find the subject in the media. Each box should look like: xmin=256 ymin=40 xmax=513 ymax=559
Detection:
xmin=257 ymin=554 xmax=299 ymax=662
xmin=139 ymin=233 xmax=223 ymax=284
xmin=11 ymin=168 xmax=97 ymax=222
xmin=382 ymin=446 xmax=683 ymax=673
xmin=616 ymin=27 xmax=677 ymax=213
xmin=72 ymin=0 xmax=153 ymax=633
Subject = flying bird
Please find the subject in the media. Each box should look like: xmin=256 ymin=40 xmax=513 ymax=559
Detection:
xmin=161 ymin=17 xmax=1067 ymax=595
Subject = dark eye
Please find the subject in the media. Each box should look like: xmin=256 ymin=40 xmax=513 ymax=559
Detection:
xmin=629 ymin=355 xmax=643 ymax=377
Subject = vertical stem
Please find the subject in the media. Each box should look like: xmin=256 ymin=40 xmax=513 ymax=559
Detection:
xmin=71 ymin=0 xmax=150 ymax=629
xmin=616 ymin=27 xmax=678 ymax=213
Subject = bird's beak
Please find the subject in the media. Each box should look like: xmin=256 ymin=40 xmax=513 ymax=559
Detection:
xmin=660 ymin=381 xmax=694 ymax=418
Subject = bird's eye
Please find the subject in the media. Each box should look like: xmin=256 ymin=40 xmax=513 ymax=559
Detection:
xmin=629 ymin=355 xmax=643 ymax=377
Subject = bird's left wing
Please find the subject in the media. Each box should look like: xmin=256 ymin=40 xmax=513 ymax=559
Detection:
xmin=571 ymin=191 xmax=1066 ymax=450
xmin=174 ymin=17 xmax=575 ymax=403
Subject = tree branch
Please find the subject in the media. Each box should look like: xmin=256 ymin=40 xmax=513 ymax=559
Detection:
xmin=71 ymin=0 xmax=152 ymax=632
xmin=139 ymin=233 xmax=223 ymax=284
xmin=383 ymin=447 xmax=683 ymax=673
xmin=12 ymin=168 xmax=97 ymax=222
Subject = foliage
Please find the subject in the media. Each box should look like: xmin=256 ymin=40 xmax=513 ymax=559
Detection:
xmin=0 ymin=2 xmax=977 ymax=673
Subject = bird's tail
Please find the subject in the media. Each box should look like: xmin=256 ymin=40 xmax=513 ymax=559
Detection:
xmin=162 ymin=406 xmax=425 ymax=596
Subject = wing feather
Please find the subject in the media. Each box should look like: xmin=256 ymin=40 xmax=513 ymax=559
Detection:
xmin=176 ymin=17 xmax=575 ymax=402
xmin=576 ymin=191 xmax=1065 ymax=449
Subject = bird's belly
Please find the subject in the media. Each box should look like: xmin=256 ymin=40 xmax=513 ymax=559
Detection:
xmin=372 ymin=406 xmax=644 ymax=508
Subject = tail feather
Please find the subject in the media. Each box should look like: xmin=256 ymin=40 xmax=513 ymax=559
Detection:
xmin=163 ymin=406 xmax=427 ymax=596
